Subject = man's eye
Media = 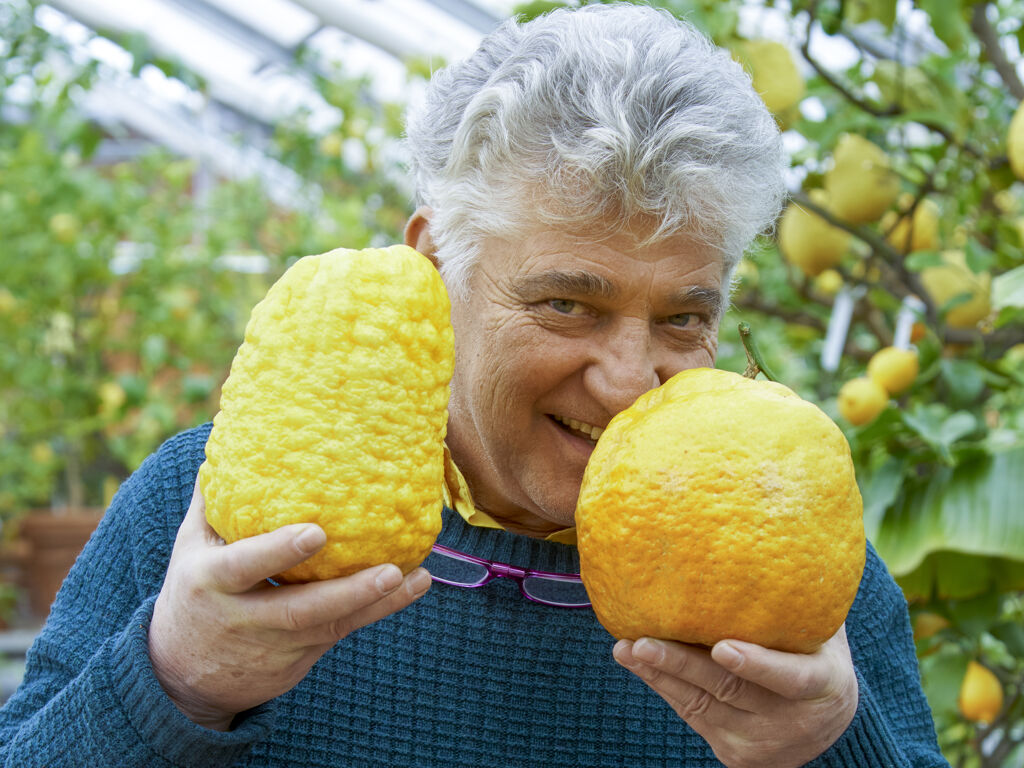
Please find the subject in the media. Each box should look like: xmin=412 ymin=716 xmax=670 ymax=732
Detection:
xmin=549 ymin=299 xmax=583 ymax=315
xmin=666 ymin=313 xmax=695 ymax=328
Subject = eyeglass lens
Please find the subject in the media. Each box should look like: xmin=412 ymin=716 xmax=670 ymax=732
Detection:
xmin=422 ymin=549 xmax=590 ymax=607
xmin=423 ymin=549 xmax=489 ymax=586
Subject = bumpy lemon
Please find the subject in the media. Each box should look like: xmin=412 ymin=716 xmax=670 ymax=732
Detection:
xmin=825 ymin=134 xmax=901 ymax=224
xmin=576 ymin=368 xmax=866 ymax=654
xmin=200 ymin=246 xmax=455 ymax=582
xmin=959 ymin=661 xmax=1003 ymax=724
xmin=867 ymin=347 xmax=919 ymax=396
xmin=778 ymin=189 xmax=852 ymax=277
xmin=837 ymin=377 xmax=888 ymax=426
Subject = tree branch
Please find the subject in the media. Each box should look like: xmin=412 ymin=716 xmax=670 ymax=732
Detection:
xmin=970 ymin=3 xmax=1024 ymax=101
xmin=798 ymin=1 xmax=987 ymax=158
xmin=788 ymin=191 xmax=939 ymax=324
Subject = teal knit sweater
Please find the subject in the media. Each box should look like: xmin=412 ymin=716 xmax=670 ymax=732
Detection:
xmin=0 ymin=425 xmax=948 ymax=767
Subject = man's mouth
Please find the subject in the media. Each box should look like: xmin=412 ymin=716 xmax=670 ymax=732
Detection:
xmin=549 ymin=414 xmax=606 ymax=445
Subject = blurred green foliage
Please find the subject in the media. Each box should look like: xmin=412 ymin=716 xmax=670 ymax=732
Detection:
xmin=0 ymin=0 xmax=412 ymax=520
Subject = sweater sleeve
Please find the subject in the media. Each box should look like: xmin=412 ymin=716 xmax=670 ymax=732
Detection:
xmin=0 ymin=426 xmax=276 ymax=767
xmin=808 ymin=543 xmax=949 ymax=768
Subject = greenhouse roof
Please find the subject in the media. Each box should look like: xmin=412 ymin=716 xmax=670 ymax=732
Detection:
xmin=17 ymin=0 xmax=515 ymax=201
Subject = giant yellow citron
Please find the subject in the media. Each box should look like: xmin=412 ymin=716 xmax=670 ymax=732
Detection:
xmin=576 ymin=368 xmax=866 ymax=654
xmin=200 ymin=246 xmax=455 ymax=582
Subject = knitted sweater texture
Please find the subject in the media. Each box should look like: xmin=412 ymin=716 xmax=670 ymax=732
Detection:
xmin=0 ymin=425 xmax=948 ymax=767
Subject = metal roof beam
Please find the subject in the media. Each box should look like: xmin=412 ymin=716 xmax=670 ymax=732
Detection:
xmin=420 ymin=0 xmax=501 ymax=35
xmin=159 ymin=0 xmax=304 ymax=73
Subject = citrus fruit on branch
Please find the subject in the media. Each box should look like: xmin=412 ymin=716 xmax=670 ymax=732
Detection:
xmin=959 ymin=661 xmax=1003 ymax=725
xmin=200 ymin=246 xmax=455 ymax=583
xmin=575 ymin=368 xmax=866 ymax=654
xmin=867 ymin=346 xmax=919 ymax=396
xmin=837 ymin=377 xmax=889 ymax=426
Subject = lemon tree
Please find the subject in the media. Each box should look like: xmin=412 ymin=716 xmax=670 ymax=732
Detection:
xmin=516 ymin=1 xmax=1024 ymax=763
xmin=0 ymin=0 xmax=413 ymax=532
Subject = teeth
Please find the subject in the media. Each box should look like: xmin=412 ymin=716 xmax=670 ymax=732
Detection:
xmin=555 ymin=415 xmax=604 ymax=442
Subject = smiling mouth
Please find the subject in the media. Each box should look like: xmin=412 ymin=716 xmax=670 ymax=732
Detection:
xmin=549 ymin=414 xmax=605 ymax=445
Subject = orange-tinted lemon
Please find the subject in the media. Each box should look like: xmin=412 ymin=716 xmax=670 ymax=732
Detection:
xmin=200 ymin=246 xmax=454 ymax=582
xmin=576 ymin=368 xmax=866 ymax=654
xmin=959 ymin=661 xmax=1003 ymax=724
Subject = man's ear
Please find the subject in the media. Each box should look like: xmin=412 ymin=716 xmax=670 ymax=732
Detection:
xmin=404 ymin=206 xmax=439 ymax=269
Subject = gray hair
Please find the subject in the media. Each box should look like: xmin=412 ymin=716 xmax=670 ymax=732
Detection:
xmin=405 ymin=3 xmax=787 ymax=298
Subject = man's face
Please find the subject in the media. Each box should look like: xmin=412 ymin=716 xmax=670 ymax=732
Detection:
xmin=435 ymin=225 xmax=723 ymax=535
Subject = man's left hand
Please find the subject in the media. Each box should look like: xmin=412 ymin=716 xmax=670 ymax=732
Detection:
xmin=613 ymin=625 xmax=858 ymax=768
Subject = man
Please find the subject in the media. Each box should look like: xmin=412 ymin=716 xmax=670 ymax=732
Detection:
xmin=0 ymin=5 xmax=946 ymax=766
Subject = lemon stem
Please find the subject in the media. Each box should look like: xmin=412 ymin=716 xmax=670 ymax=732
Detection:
xmin=739 ymin=322 xmax=780 ymax=382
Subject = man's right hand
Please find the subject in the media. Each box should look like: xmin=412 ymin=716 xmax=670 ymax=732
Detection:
xmin=148 ymin=476 xmax=432 ymax=731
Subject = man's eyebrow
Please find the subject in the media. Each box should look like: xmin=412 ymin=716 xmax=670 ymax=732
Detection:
xmin=668 ymin=285 xmax=725 ymax=320
xmin=510 ymin=270 xmax=619 ymax=300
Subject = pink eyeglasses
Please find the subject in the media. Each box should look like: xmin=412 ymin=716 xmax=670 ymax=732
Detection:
xmin=424 ymin=544 xmax=591 ymax=608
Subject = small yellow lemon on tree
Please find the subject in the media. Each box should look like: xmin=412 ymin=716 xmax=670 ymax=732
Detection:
xmin=1009 ymin=101 xmax=1024 ymax=181
xmin=837 ymin=377 xmax=889 ymax=426
xmin=576 ymin=367 xmax=866 ymax=654
xmin=958 ymin=661 xmax=1004 ymax=725
xmin=867 ymin=347 xmax=919 ymax=396
xmin=732 ymin=39 xmax=805 ymax=117
xmin=200 ymin=245 xmax=455 ymax=583
xmin=882 ymin=197 xmax=941 ymax=254
xmin=920 ymin=251 xmax=992 ymax=330
xmin=778 ymin=189 xmax=852 ymax=277
xmin=824 ymin=134 xmax=901 ymax=224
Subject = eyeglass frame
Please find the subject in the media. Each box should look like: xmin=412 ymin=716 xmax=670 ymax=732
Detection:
xmin=427 ymin=543 xmax=592 ymax=608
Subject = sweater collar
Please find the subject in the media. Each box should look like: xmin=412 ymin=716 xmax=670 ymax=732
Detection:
xmin=436 ymin=505 xmax=581 ymax=575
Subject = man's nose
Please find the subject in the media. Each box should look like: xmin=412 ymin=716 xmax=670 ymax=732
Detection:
xmin=585 ymin=319 xmax=661 ymax=417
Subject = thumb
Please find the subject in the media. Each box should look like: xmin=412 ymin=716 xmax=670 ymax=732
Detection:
xmin=206 ymin=523 xmax=327 ymax=593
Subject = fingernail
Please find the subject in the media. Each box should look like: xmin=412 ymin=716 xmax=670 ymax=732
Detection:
xmin=295 ymin=525 xmax=326 ymax=555
xmin=612 ymin=639 xmax=634 ymax=666
xmin=407 ymin=567 xmax=432 ymax=596
xmin=633 ymin=638 xmax=663 ymax=665
xmin=713 ymin=641 xmax=742 ymax=668
xmin=375 ymin=564 xmax=403 ymax=593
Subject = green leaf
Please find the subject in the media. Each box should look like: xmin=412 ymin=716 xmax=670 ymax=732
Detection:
xmin=991 ymin=621 xmax=1024 ymax=658
xmin=917 ymin=0 xmax=968 ymax=49
xmin=873 ymin=448 xmax=1024 ymax=585
xmin=844 ymin=0 xmax=897 ymax=28
xmin=939 ymin=360 xmax=986 ymax=406
xmin=992 ymin=265 xmax=1024 ymax=311
xmin=918 ymin=648 xmax=968 ymax=720
xmin=946 ymin=592 xmax=1003 ymax=636
xmin=901 ymin=405 xmax=978 ymax=461
xmin=861 ymin=455 xmax=905 ymax=541
xmin=906 ymin=250 xmax=944 ymax=272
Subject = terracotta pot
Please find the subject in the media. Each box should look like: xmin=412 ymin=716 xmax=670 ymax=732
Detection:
xmin=18 ymin=510 xmax=104 ymax=619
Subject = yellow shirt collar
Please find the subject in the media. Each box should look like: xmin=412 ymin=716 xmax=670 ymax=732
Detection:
xmin=442 ymin=445 xmax=578 ymax=546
